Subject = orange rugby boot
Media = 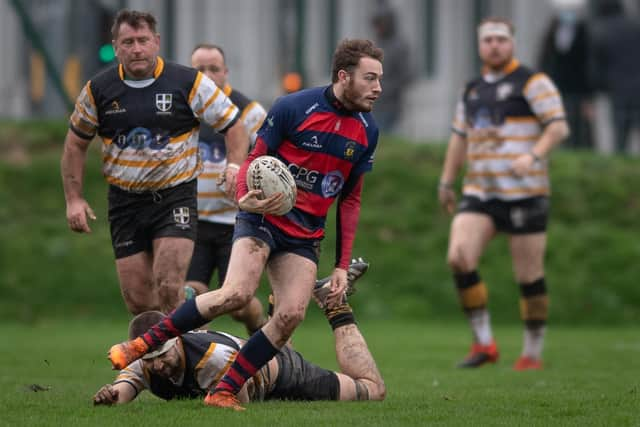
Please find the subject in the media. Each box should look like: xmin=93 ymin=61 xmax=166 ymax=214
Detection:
xmin=204 ymin=390 xmax=245 ymax=411
xmin=513 ymin=355 xmax=543 ymax=371
xmin=457 ymin=339 xmax=499 ymax=368
xmin=108 ymin=337 xmax=149 ymax=370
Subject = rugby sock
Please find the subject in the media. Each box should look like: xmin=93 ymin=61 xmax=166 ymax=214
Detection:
xmin=519 ymin=277 xmax=548 ymax=359
xmin=325 ymin=303 xmax=356 ymax=330
xmin=214 ymin=330 xmax=279 ymax=394
xmin=468 ymin=308 xmax=493 ymax=345
xmin=454 ymin=271 xmax=492 ymax=345
xmin=141 ymin=298 xmax=207 ymax=347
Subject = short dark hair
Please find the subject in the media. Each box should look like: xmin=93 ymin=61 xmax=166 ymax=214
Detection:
xmin=191 ymin=43 xmax=226 ymax=60
xmin=128 ymin=311 xmax=165 ymax=340
xmin=478 ymin=17 xmax=515 ymax=36
xmin=331 ymin=39 xmax=384 ymax=83
xmin=111 ymin=9 xmax=158 ymax=40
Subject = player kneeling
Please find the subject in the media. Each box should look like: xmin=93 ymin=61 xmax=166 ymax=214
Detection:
xmin=93 ymin=259 xmax=384 ymax=409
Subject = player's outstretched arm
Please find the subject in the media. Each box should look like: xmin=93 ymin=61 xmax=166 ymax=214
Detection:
xmin=92 ymin=382 xmax=137 ymax=405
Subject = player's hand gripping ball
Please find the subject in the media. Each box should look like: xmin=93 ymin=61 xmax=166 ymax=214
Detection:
xmin=247 ymin=155 xmax=297 ymax=215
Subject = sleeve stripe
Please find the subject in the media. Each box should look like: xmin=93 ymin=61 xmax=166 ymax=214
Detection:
xmin=249 ymin=119 xmax=263 ymax=136
xmin=75 ymin=102 xmax=98 ymax=126
xmin=85 ymin=81 xmax=96 ymax=110
xmin=531 ymin=91 xmax=560 ymax=103
xmin=188 ymin=72 xmax=204 ymax=105
xmin=69 ymin=123 xmax=94 ymax=140
xmin=540 ymin=108 xmax=565 ymax=120
xmin=523 ymin=73 xmax=547 ymax=97
xmin=212 ymin=105 xmax=238 ymax=130
xmin=240 ymin=101 xmax=259 ymax=122
xmin=196 ymin=86 xmax=221 ymax=116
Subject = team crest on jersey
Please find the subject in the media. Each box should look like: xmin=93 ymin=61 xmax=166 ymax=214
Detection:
xmin=496 ymin=83 xmax=513 ymax=101
xmin=173 ymin=207 xmax=191 ymax=226
xmin=156 ymin=93 xmax=173 ymax=113
xmin=468 ymin=88 xmax=479 ymax=101
xmin=344 ymin=141 xmax=357 ymax=160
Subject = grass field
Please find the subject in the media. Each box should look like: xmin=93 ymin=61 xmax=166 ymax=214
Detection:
xmin=1 ymin=318 xmax=638 ymax=427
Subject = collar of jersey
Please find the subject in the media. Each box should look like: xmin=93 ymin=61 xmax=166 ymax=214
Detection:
xmin=118 ymin=56 xmax=165 ymax=81
xmin=482 ymin=58 xmax=519 ymax=82
xmin=324 ymin=85 xmax=350 ymax=114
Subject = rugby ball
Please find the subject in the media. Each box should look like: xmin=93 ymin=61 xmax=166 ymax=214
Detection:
xmin=247 ymin=155 xmax=297 ymax=215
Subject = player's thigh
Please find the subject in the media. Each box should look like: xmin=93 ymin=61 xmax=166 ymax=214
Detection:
xmin=115 ymin=252 xmax=154 ymax=303
xmin=266 ymin=252 xmax=317 ymax=313
xmin=448 ymin=212 xmax=496 ymax=268
xmin=509 ymin=233 xmax=546 ymax=282
xmin=220 ymin=236 xmax=269 ymax=296
xmin=152 ymin=237 xmax=195 ymax=282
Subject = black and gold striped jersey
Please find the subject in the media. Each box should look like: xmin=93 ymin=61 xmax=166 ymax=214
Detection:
xmin=69 ymin=57 xmax=240 ymax=192
xmin=451 ymin=59 xmax=566 ymax=200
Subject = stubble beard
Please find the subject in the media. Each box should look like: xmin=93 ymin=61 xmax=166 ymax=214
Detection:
xmin=342 ymin=81 xmax=372 ymax=113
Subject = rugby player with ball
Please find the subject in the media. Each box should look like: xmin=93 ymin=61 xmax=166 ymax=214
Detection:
xmin=109 ymin=38 xmax=383 ymax=411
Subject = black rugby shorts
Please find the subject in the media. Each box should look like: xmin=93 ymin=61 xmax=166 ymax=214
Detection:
xmin=108 ymin=180 xmax=198 ymax=258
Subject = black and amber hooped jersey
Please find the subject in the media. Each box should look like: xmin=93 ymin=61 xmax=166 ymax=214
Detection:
xmin=114 ymin=330 xmax=243 ymax=400
xmin=69 ymin=57 xmax=239 ymax=192
xmin=197 ymin=84 xmax=267 ymax=225
xmin=451 ymin=59 xmax=566 ymax=201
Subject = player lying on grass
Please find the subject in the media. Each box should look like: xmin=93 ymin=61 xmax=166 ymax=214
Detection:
xmin=93 ymin=259 xmax=384 ymax=407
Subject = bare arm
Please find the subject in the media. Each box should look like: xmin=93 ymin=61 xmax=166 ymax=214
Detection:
xmin=438 ymin=132 xmax=467 ymax=215
xmin=92 ymin=382 xmax=138 ymax=405
xmin=221 ymin=120 xmax=250 ymax=199
xmin=511 ymin=119 xmax=569 ymax=176
xmin=60 ymin=131 xmax=96 ymax=233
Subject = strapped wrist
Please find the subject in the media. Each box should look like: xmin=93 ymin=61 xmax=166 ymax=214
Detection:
xmin=438 ymin=181 xmax=454 ymax=190
xmin=226 ymin=162 xmax=240 ymax=171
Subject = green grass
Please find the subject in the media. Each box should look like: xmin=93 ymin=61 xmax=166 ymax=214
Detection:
xmin=1 ymin=319 xmax=638 ymax=426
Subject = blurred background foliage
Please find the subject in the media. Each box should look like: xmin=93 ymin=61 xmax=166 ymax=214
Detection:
xmin=1 ymin=120 xmax=639 ymax=324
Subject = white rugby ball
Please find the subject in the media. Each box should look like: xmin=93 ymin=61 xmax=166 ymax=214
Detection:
xmin=247 ymin=155 xmax=297 ymax=215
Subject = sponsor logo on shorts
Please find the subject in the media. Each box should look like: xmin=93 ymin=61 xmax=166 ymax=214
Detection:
xmin=114 ymin=240 xmax=134 ymax=248
xmin=510 ymin=207 xmax=526 ymax=229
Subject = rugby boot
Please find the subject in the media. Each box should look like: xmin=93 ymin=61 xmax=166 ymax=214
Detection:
xmin=108 ymin=337 xmax=150 ymax=370
xmin=457 ymin=339 xmax=499 ymax=368
xmin=313 ymin=257 xmax=369 ymax=309
xmin=513 ymin=355 xmax=543 ymax=371
xmin=204 ymin=390 xmax=245 ymax=411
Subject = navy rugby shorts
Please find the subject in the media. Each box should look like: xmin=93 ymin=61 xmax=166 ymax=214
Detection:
xmin=233 ymin=213 xmax=321 ymax=265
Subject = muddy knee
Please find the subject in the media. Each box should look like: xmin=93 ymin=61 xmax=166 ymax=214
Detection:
xmin=272 ymin=307 xmax=305 ymax=337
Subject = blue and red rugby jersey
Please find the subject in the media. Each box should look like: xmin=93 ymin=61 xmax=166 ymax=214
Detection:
xmin=236 ymin=85 xmax=378 ymax=269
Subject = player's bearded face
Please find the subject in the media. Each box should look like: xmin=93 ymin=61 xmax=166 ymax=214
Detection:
xmin=114 ymin=23 xmax=160 ymax=79
xmin=341 ymin=57 xmax=383 ymax=112
xmin=146 ymin=347 xmax=181 ymax=380
xmin=478 ymin=35 xmax=514 ymax=71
